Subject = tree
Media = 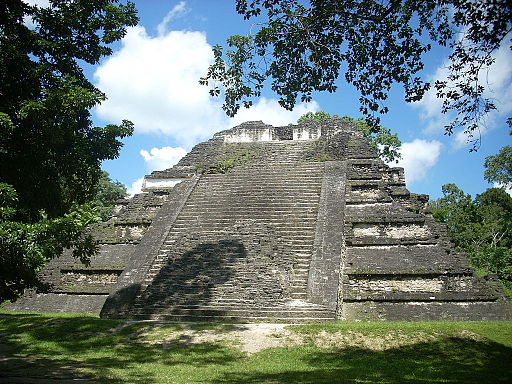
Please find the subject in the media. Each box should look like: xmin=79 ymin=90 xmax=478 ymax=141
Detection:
xmin=92 ymin=172 xmax=128 ymax=221
xmin=297 ymin=112 xmax=401 ymax=162
xmin=0 ymin=1 xmax=137 ymax=301
xmin=201 ymin=0 xmax=512 ymax=148
xmin=430 ymin=183 xmax=477 ymax=247
xmin=484 ymin=146 xmax=512 ymax=189
xmin=430 ymin=184 xmax=512 ymax=287
xmin=0 ymin=0 xmax=138 ymax=222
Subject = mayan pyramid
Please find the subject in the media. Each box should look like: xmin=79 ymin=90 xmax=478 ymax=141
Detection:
xmin=7 ymin=119 xmax=512 ymax=321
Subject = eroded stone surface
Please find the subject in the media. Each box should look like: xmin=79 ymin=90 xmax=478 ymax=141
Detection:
xmin=6 ymin=119 xmax=511 ymax=321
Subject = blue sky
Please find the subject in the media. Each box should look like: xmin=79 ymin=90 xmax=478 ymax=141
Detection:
xmin=36 ymin=1 xmax=512 ymax=199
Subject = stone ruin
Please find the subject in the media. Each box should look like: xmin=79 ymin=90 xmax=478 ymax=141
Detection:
xmin=7 ymin=119 xmax=512 ymax=321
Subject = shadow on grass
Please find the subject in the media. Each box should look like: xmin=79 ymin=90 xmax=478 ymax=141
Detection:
xmin=212 ymin=336 xmax=512 ymax=384
xmin=1 ymin=314 xmax=512 ymax=384
xmin=0 ymin=314 xmax=242 ymax=383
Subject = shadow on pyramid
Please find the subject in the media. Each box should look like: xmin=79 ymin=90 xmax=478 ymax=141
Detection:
xmin=7 ymin=119 xmax=512 ymax=322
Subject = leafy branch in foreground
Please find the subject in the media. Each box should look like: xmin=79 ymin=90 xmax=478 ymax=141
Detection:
xmin=201 ymin=0 xmax=512 ymax=149
xmin=0 ymin=0 xmax=138 ymax=221
xmin=0 ymin=1 xmax=137 ymax=301
xmin=0 ymin=183 xmax=101 ymax=302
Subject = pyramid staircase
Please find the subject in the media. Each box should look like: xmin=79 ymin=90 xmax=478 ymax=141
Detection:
xmin=7 ymin=119 xmax=511 ymax=321
xmin=123 ymin=141 xmax=336 ymax=322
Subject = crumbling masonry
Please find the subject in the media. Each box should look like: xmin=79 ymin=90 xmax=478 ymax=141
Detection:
xmin=7 ymin=119 xmax=512 ymax=321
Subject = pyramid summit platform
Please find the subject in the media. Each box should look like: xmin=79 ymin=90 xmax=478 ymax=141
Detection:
xmin=7 ymin=119 xmax=512 ymax=322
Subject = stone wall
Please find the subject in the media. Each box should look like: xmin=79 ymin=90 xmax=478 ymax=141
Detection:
xmin=5 ymin=190 xmax=173 ymax=314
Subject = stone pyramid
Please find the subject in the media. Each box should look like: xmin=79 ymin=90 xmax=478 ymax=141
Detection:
xmin=7 ymin=119 xmax=512 ymax=321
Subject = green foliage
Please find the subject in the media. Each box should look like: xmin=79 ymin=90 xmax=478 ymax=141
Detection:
xmin=0 ymin=0 xmax=138 ymax=221
xmin=0 ymin=183 xmax=18 ymax=221
xmin=484 ymin=146 xmax=512 ymax=189
xmin=318 ymin=153 xmax=331 ymax=162
xmin=91 ymin=172 xmax=128 ymax=221
xmin=199 ymin=148 xmax=254 ymax=174
xmin=431 ymin=184 xmax=512 ymax=286
xmin=202 ymin=1 xmax=512 ymax=148
xmin=0 ymin=184 xmax=101 ymax=302
xmin=297 ymin=111 xmax=336 ymax=124
xmin=297 ymin=112 xmax=402 ymax=162
xmin=0 ymin=1 xmax=137 ymax=301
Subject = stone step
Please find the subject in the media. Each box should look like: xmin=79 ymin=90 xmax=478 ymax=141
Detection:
xmin=132 ymin=302 xmax=329 ymax=311
xmin=192 ymin=183 xmax=322 ymax=189
xmin=129 ymin=307 xmax=335 ymax=320
xmin=163 ymin=234 xmax=315 ymax=244
xmin=181 ymin=202 xmax=320 ymax=209
xmin=175 ymin=213 xmax=318 ymax=219
xmin=176 ymin=210 xmax=319 ymax=215
xmin=169 ymin=221 xmax=317 ymax=229
xmin=169 ymin=224 xmax=318 ymax=232
xmin=129 ymin=313 xmax=335 ymax=323
xmin=147 ymin=264 xmax=312 ymax=274
xmin=172 ymin=216 xmax=318 ymax=223
xmin=202 ymin=175 xmax=323 ymax=181
xmin=194 ymin=185 xmax=322 ymax=191
xmin=139 ymin=275 xmax=310 ymax=286
xmin=206 ymin=165 xmax=324 ymax=171
xmin=347 ymin=237 xmax=439 ymax=246
xmin=131 ymin=306 xmax=333 ymax=316
xmin=341 ymin=300 xmax=512 ymax=321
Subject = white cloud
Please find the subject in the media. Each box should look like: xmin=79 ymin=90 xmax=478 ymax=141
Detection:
xmin=493 ymin=183 xmax=512 ymax=196
xmin=140 ymin=146 xmax=187 ymax=172
xmin=392 ymin=139 xmax=442 ymax=184
xmin=127 ymin=177 xmax=144 ymax=197
xmin=126 ymin=144 xmax=187 ymax=197
xmin=94 ymin=25 xmax=320 ymax=148
xmin=157 ymin=2 xmax=189 ymax=36
xmin=23 ymin=0 xmax=50 ymax=7
xmin=22 ymin=0 xmax=51 ymax=28
xmin=413 ymin=36 xmax=512 ymax=146
xmin=94 ymin=25 xmax=226 ymax=148
xmin=126 ymin=146 xmax=187 ymax=196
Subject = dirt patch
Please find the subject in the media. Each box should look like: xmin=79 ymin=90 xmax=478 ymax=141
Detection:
xmin=229 ymin=323 xmax=303 ymax=353
xmin=309 ymin=329 xmax=485 ymax=351
xmin=129 ymin=323 xmax=302 ymax=354
xmin=115 ymin=322 xmax=487 ymax=354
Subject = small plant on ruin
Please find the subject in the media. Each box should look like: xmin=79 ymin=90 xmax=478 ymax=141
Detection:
xmin=206 ymin=148 xmax=254 ymax=174
xmin=318 ymin=153 xmax=331 ymax=162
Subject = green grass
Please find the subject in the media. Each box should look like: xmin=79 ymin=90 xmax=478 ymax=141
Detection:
xmin=1 ymin=313 xmax=512 ymax=383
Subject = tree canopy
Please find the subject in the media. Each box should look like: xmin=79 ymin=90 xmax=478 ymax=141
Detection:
xmin=201 ymin=0 xmax=512 ymax=148
xmin=484 ymin=146 xmax=512 ymax=189
xmin=0 ymin=0 xmax=137 ymax=302
xmin=92 ymin=171 xmax=128 ymax=221
xmin=431 ymin=185 xmax=512 ymax=287
xmin=0 ymin=0 xmax=138 ymax=221
xmin=430 ymin=148 xmax=512 ymax=291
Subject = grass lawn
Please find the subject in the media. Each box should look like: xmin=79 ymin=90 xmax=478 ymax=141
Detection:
xmin=1 ymin=313 xmax=511 ymax=383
